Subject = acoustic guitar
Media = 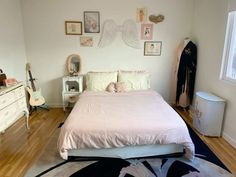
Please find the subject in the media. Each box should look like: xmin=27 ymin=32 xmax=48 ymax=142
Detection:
xmin=25 ymin=63 xmax=45 ymax=106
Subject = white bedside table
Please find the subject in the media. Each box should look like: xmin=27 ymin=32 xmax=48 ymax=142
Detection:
xmin=62 ymin=75 xmax=83 ymax=111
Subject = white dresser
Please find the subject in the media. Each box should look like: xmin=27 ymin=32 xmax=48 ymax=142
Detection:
xmin=0 ymin=82 xmax=29 ymax=133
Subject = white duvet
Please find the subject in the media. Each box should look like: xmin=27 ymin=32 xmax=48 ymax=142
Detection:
xmin=58 ymin=90 xmax=195 ymax=160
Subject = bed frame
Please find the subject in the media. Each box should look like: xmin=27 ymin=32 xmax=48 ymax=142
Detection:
xmin=68 ymin=144 xmax=184 ymax=159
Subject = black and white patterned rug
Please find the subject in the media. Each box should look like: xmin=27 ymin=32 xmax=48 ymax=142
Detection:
xmin=25 ymin=123 xmax=233 ymax=177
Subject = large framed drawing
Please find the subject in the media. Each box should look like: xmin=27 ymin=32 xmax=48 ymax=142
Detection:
xmin=84 ymin=11 xmax=100 ymax=33
xmin=65 ymin=21 xmax=82 ymax=35
xmin=144 ymin=41 xmax=162 ymax=56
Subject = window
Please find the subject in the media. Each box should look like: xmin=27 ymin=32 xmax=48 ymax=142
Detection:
xmin=221 ymin=11 xmax=236 ymax=83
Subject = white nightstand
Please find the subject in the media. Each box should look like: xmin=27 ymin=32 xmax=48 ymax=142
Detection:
xmin=62 ymin=75 xmax=83 ymax=111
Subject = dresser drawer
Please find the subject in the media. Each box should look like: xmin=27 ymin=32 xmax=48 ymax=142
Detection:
xmin=16 ymin=97 xmax=27 ymax=110
xmin=0 ymin=102 xmax=17 ymax=129
xmin=0 ymin=97 xmax=27 ymax=132
xmin=0 ymin=91 xmax=15 ymax=110
xmin=13 ymin=86 xmax=25 ymax=99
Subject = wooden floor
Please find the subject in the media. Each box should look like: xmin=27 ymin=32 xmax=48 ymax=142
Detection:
xmin=0 ymin=108 xmax=66 ymax=177
xmin=0 ymin=108 xmax=235 ymax=177
xmin=175 ymin=107 xmax=236 ymax=176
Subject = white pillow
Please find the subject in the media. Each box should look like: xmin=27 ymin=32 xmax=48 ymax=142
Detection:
xmin=86 ymin=71 xmax=118 ymax=91
xmin=118 ymin=71 xmax=150 ymax=90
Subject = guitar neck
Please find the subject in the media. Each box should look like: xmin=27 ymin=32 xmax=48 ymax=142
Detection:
xmin=28 ymin=70 xmax=36 ymax=91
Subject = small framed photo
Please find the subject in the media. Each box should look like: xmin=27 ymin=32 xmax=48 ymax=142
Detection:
xmin=144 ymin=41 xmax=162 ymax=56
xmin=80 ymin=36 xmax=93 ymax=47
xmin=84 ymin=11 xmax=100 ymax=33
xmin=65 ymin=21 xmax=82 ymax=35
xmin=141 ymin=24 xmax=153 ymax=40
xmin=136 ymin=7 xmax=147 ymax=23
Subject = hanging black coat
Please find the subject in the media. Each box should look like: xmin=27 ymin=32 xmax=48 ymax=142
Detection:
xmin=176 ymin=41 xmax=197 ymax=106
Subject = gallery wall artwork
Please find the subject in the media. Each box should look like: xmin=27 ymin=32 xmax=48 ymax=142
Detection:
xmin=84 ymin=11 xmax=100 ymax=33
xmin=136 ymin=7 xmax=147 ymax=23
xmin=64 ymin=7 xmax=164 ymax=53
xmin=149 ymin=14 xmax=165 ymax=24
xmin=98 ymin=19 xmax=141 ymax=49
xmin=65 ymin=21 xmax=82 ymax=35
xmin=80 ymin=36 xmax=93 ymax=47
xmin=141 ymin=24 xmax=153 ymax=40
xmin=144 ymin=41 xmax=162 ymax=56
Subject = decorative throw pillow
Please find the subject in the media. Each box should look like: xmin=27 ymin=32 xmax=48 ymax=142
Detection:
xmin=86 ymin=71 xmax=117 ymax=91
xmin=106 ymin=82 xmax=116 ymax=93
xmin=115 ymin=82 xmax=127 ymax=92
xmin=118 ymin=70 xmax=150 ymax=91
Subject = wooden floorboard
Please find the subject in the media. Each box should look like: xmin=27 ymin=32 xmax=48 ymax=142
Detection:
xmin=0 ymin=107 xmax=235 ymax=177
xmin=0 ymin=108 xmax=66 ymax=177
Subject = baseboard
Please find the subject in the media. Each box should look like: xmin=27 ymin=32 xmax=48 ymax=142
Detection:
xmin=47 ymin=104 xmax=63 ymax=108
xmin=222 ymin=132 xmax=236 ymax=149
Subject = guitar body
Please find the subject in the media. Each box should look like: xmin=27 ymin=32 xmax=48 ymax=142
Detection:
xmin=26 ymin=63 xmax=46 ymax=107
xmin=26 ymin=87 xmax=45 ymax=106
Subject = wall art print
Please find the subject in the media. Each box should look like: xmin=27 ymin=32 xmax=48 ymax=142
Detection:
xmin=144 ymin=41 xmax=162 ymax=56
xmin=84 ymin=11 xmax=100 ymax=33
xmin=65 ymin=21 xmax=82 ymax=35
xmin=80 ymin=36 xmax=93 ymax=47
xmin=141 ymin=23 xmax=153 ymax=40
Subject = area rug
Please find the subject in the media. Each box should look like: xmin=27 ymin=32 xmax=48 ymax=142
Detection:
xmin=25 ymin=123 xmax=234 ymax=177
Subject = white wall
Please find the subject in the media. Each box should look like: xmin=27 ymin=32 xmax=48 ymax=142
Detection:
xmin=21 ymin=0 xmax=194 ymax=106
xmin=192 ymin=0 xmax=236 ymax=148
xmin=0 ymin=0 xmax=27 ymax=81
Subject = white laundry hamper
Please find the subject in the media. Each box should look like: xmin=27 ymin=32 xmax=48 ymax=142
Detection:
xmin=193 ymin=92 xmax=226 ymax=137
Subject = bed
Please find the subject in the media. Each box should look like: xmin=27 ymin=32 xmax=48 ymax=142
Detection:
xmin=58 ymin=71 xmax=194 ymax=161
xmin=58 ymin=91 xmax=194 ymax=161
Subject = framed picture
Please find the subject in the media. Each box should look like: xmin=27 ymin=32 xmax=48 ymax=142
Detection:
xmin=144 ymin=41 xmax=162 ymax=56
xmin=141 ymin=24 xmax=153 ymax=40
xmin=84 ymin=11 xmax=100 ymax=33
xmin=80 ymin=36 xmax=93 ymax=47
xmin=136 ymin=7 xmax=147 ymax=23
xmin=65 ymin=21 xmax=82 ymax=35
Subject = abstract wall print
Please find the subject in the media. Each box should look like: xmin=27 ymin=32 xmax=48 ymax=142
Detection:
xmin=80 ymin=36 xmax=93 ymax=47
xmin=141 ymin=24 xmax=153 ymax=40
xmin=136 ymin=7 xmax=147 ymax=23
xmin=84 ymin=11 xmax=100 ymax=33
xmin=65 ymin=21 xmax=82 ymax=35
xmin=144 ymin=41 xmax=162 ymax=56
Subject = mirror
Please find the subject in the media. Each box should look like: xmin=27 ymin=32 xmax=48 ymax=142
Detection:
xmin=67 ymin=54 xmax=81 ymax=76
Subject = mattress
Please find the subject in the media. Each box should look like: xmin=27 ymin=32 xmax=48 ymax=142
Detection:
xmin=58 ymin=90 xmax=194 ymax=160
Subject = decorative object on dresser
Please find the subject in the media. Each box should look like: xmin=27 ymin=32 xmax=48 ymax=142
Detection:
xmin=0 ymin=69 xmax=7 ymax=87
xmin=67 ymin=54 xmax=81 ymax=76
xmin=3 ymin=78 xmax=18 ymax=87
xmin=25 ymin=63 xmax=48 ymax=113
xmin=62 ymin=75 xmax=83 ymax=111
xmin=0 ymin=82 xmax=29 ymax=133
